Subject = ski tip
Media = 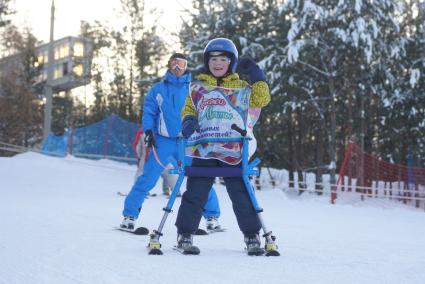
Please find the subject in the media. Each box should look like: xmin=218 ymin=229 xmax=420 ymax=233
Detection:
xmin=173 ymin=246 xmax=200 ymax=255
xmin=114 ymin=226 xmax=149 ymax=235
xmin=183 ymin=249 xmax=200 ymax=255
xmin=114 ymin=226 xmax=132 ymax=232
xmin=134 ymin=227 xmax=150 ymax=235
xmin=247 ymin=250 xmax=265 ymax=256
xmin=265 ymin=250 xmax=280 ymax=257
xmin=148 ymin=248 xmax=163 ymax=255
xmin=194 ymin=228 xmax=208 ymax=235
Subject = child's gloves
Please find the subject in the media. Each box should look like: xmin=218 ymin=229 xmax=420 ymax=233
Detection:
xmin=144 ymin=129 xmax=155 ymax=148
xmin=238 ymin=56 xmax=266 ymax=84
xmin=182 ymin=116 xmax=200 ymax=138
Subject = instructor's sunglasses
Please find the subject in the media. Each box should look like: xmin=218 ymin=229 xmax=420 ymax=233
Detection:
xmin=170 ymin=58 xmax=187 ymax=70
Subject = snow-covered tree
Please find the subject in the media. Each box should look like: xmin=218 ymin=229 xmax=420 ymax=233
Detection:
xmin=280 ymin=0 xmax=404 ymax=183
xmin=380 ymin=0 xmax=425 ymax=165
xmin=179 ymin=0 xmax=264 ymax=71
xmin=177 ymin=0 xmax=425 ymax=173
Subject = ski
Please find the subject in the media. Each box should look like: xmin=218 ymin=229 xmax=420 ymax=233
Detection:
xmin=114 ymin=226 xmax=149 ymax=235
xmin=265 ymin=250 xmax=280 ymax=256
xmin=194 ymin=227 xmax=226 ymax=235
xmin=173 ymin=245 xmax=200 ymax=255
xmin=148 ymin=248 xmax=163 ymax=255
xmin=117 ymin=191 xmax=157 ymax=197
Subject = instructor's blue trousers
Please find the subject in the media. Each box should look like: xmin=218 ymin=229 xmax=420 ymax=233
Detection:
xmin=123 ymin=135 xmax=220 ymax=219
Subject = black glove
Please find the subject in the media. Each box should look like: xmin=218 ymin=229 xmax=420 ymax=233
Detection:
xmin=182 ymin=116 xmax=200 ymax=138
xmin=238 ymin=56 xmax=266 ymax=84
xmin=144 ymin=129 xmax=155 ymax=148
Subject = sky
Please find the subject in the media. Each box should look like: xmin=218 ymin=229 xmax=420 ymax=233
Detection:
xmin=10 ymin=0 xmax=192 ymax=44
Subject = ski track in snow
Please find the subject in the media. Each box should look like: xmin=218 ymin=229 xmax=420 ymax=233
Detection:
xmin=1 ymin=152 xmax=425 ymax=284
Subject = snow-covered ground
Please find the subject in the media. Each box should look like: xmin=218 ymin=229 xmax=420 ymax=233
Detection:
xmin=1 ymin=153 xmax=425 ymax=284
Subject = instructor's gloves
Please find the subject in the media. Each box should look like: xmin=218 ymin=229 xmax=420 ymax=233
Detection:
xmin=144 ymin=129 xmax=155 ymax=148
xmin=182 ymin=115 xmax=200 ymax=138
xmin=238 ymin=56 xmax=266 ymax=84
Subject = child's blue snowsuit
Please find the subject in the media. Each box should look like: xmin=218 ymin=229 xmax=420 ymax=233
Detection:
xmin=122 ymin=70 xmax=220 ymax=219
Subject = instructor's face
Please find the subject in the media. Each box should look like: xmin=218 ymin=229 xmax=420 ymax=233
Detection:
xmin=169 ymin=58 xmax=187 ymax=77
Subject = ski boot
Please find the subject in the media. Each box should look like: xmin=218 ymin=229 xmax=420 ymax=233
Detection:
xmin=244 ymin=233 xmax=265 ymax=256
xmin=120 ymin=216 xmax=136 ymax=230
xmin=174 ymin=233 xmax=200 ymax=255
xmin=163 ymin=187 xmax=170 ymax=196
xmin=206 ymin=217 xmax=224 ymax=233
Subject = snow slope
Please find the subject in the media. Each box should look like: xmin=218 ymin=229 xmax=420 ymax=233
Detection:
xmin=1 ymin=153 xmax=424 ymax=284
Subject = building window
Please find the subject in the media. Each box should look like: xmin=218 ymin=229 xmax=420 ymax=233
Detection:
xmin=42 ymin=70 xmax=47 ymax=81
xmin=54 ymin=44 xmax=69 ymax=60
xmin=73 ymin=42 xmax=84 ymax=57
xmin=73 ymin=64 xmax=83 ymax=76
xmin=54 ymin=47 xmax=60 ymax=60
xmin=63 ymin=63 xmax=68 ymax=76
xmin=37 ymin=51 xmax=48 ymax=65
xmin=54 ymin=65 xmax=63 ymax=79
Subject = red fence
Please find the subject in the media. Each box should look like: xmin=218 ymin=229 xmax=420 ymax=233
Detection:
xmin=334 ymin=143 xmax=425 ymax=210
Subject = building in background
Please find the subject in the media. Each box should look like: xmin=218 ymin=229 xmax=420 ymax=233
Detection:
xmin=38 ymin=36 xmax=92 ymax=93
xmin=0 ymin=35 xmax=93 ymax=96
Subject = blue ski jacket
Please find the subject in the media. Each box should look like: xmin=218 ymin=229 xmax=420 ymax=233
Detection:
xmin=142 ymin=70 xmax=191 ymax=138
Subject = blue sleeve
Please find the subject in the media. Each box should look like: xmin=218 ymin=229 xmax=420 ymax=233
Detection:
xmin=142 ymin=85 xmax=158 ymax=131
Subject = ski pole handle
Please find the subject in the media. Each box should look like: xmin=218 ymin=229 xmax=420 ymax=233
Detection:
xmin=231 ymin=124 xmax=247 ymax=137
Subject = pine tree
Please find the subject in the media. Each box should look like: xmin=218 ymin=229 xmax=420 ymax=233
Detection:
xmin=0 ymin=25 xmax=42 ymax=153
xmin=135 ymin=25 xmax=166 ymax=117
xmin=79 ymin=20 xmax=111 ymax=124
xmin=179 ymin=0 xmax=263 ymax=71
xmin=380 ymin=0 xmax=425 ymax=165
xmin=78 ymin=2 xmax=167 ymax=124
xmin=0 ymin=0 xmax=13 ymax=28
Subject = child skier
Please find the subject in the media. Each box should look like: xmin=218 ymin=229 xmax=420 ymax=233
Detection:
xmin=175 ymin=38 xmax=271 ymax=254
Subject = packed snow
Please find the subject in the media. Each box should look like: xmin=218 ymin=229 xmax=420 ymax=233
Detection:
xmin=1 ymin=152 xmax=425 ymax=284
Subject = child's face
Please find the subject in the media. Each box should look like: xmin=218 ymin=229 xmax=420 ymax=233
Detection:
xmin=208 ymin=56 xmax=230 ymax=78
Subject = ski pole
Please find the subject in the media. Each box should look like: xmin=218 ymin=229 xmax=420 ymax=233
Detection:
xmin=231 ymin=124 xmax=280 ymax=256
xmin=148 ymin=137 xmax=186 ymax=255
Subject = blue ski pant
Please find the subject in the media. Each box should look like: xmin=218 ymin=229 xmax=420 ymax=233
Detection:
xmin=175 ymin=158 xmax=261 ymax=235
xmin=123 ymin=135 xmax=220 ymax=219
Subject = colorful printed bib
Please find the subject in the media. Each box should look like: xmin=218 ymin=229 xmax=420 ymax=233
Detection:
xmin=186 ymin=81 xmax=260 ymax=164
